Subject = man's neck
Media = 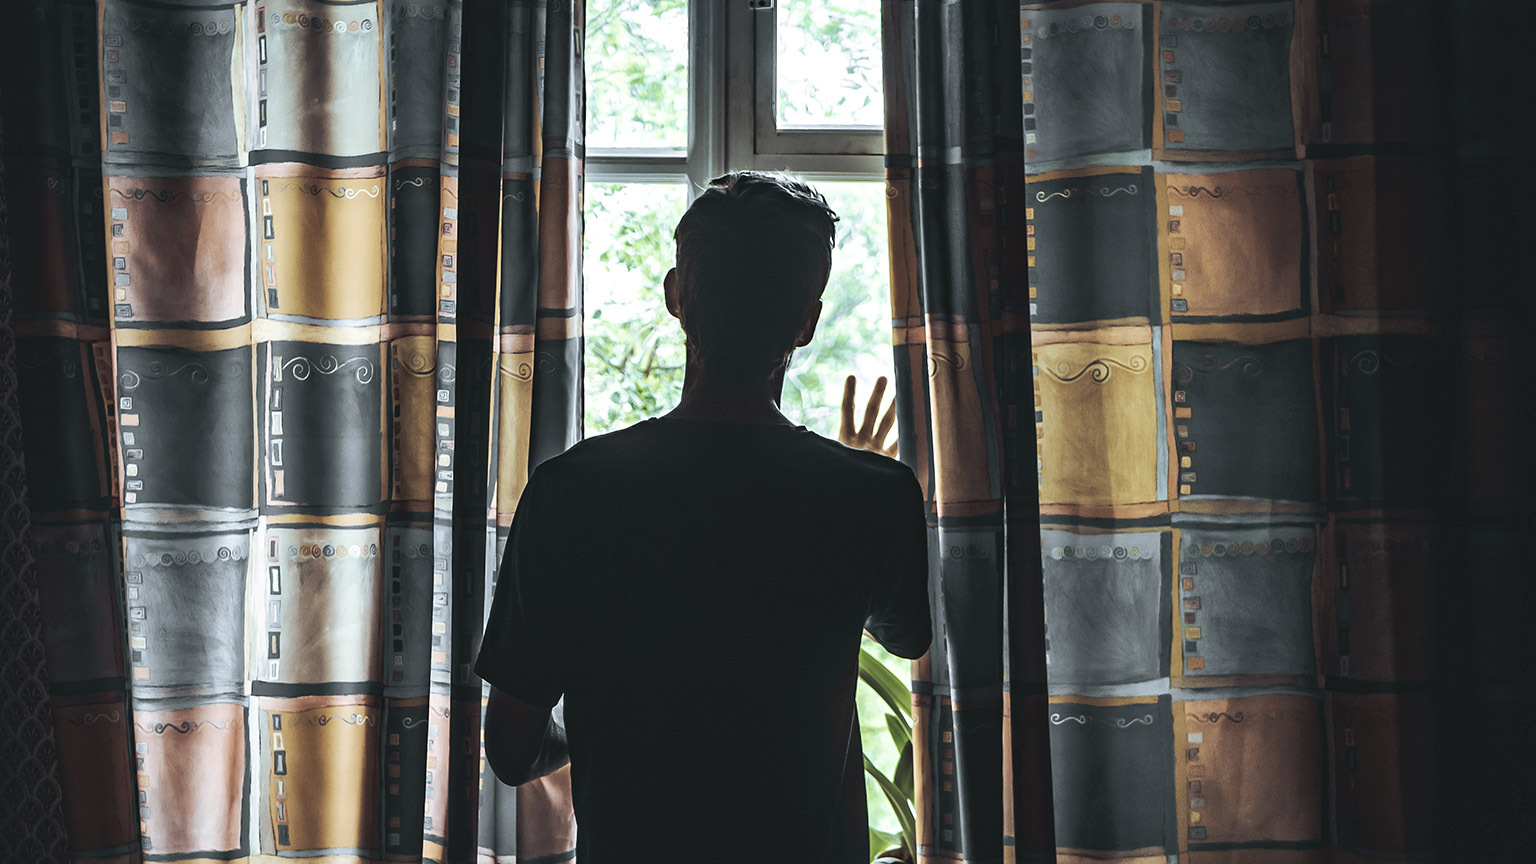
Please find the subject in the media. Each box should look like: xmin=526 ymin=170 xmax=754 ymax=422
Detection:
xmin=660 ymin=357 xmax=797 ymax=426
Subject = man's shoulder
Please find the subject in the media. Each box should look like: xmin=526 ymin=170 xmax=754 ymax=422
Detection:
xmin=820 ymin=438 xmax=918 ymax=488
xmin=533 ymin=419 xmax=915 ymax=490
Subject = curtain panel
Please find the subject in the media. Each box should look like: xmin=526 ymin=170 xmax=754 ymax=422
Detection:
xmin=881 ymin=2 xmax=1048 ymax=862
xmin=883 ymin=1 xmax=1532 ymax=863
xmin=0 ymin=132 xmax=73 ymax=864
xmin=0 ymin=0 xmax=585 ymax=861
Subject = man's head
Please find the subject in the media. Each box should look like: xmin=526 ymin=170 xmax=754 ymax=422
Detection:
xmin=664 ymin=172 xmax=838 ymax=385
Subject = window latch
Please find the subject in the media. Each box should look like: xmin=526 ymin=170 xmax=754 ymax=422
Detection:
xmin=747 ymin=0 xmax=774 ymax=9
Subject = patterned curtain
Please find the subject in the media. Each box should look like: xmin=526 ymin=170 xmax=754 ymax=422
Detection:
xmin=0 ymin=1 xmax=584 ymax=862
xmin=881 ymin=2 xmax=1049 ymax=862
xmin=883 ymin=1 xmax=1529 ymax=863
xmin=0 ymin=118 xmax=72 ymax=864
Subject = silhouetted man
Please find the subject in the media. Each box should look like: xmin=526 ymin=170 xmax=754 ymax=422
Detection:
xmin=475 ymin=172 xmax=931 ymax=863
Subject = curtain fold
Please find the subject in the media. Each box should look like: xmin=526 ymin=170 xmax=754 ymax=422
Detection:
xmin=884 ymin=2 xmax=1532 ymax=864
xmin=881 ymin=2 xmax=1050 ymax=862
xmin=0 ymin=0 xmax=584 ymax=861
xmin=0 ymin=114 xmax=72 ymax=864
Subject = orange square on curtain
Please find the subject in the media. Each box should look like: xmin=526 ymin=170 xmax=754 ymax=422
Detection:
xmin=1034 ymin=339 xmax=1159 ymax=507
xmin=260 ymin=696 xmax=381 ymax=854
xmin=107 ymin=175 xmax=248 ymax=324
xmin=1178 ymin=694 xmax=1323 ymax=848
xmin=927 ymin=317 xmax=994 ymax=505
xmin=1160 ymin=169 xmax=1304 ymax=319
xmin=256 ymin=165 xmax=387 ymax=321
xmin=390 ymin=335 xmax=439 ymax=504
xmin=496 ymin=344 xmax=537 ymax=515
xmin=134 ymin=703 xmax=246 ymax=855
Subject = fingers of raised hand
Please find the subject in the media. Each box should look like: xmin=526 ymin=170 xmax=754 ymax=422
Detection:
xmin=861 ymin=375 xmax=888 ymax=437
xmin=840 ymin=374 xmax=858 ymax=442
xmin=874 ymin=394 xmax=896 ymax=449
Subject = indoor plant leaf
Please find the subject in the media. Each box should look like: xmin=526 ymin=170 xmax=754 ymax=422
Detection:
xmin=864 ymin=754 xmax=917 ymax=858
xmin=858 ymin=648 xmax=913 ymax=738
xmin=892 ymin=740 xmax=914 ymax=802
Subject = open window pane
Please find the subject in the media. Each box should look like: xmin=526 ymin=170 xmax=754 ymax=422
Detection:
xmin=781 ymin=181 xmax=893 ymax=438
xmin=587 ymin=0 xmax=689 ymax=150
xmin=583 ymin=182 xmax=690 ymax=436
xmin=775 ymin=1 xmax=884 ymax=129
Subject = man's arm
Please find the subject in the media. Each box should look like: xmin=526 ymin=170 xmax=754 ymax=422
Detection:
xmin=475 ymin=469 xmax=571 ymax=785
xmin=483 ymin=687 xmax=570 ymax=786
xmin=865 ymin=470 xmax=932 ymax=659
xmin=840 ymin=375 xmax=932 ymax=659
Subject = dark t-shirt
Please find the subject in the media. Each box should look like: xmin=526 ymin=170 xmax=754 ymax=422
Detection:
xmin=475 ymin=415 xmax=932 ymax=864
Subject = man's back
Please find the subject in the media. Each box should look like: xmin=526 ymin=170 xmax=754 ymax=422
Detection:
xmin=475 ymin=415 xmax=931 ymax=863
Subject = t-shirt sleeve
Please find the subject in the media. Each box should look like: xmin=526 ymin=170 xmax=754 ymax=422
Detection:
xmin=474 ymin=469 xmax=566 ymax=708
xmin=864 ymin=469 xmax=932 ymax=659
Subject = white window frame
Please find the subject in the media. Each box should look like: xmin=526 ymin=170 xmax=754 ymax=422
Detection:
xmin=585 ymin=0 xmax=885 ymax=194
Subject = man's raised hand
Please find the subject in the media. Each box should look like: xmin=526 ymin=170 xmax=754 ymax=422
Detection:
xmin=839 ymin=374 xmax=898 ymax=458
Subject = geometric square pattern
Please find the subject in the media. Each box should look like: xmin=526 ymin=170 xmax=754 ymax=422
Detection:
xmin=1157 ymin=3 xmax=1294 ymax=154
xmin=1329 ymin=693 xmax=1432 ymax=856
xmin=1027 ymin=168 xmax=1157 ymax=325
xmin=32 ymin=522 xmax=122 ymax=686
xmin=262 ymin=342 xmax=384 ymax=509
xmin=101 ymin=0 xmax=243 ymax=163
xmin=1043 ymin=530 xmax=1167 ymax=686
xmin=106 ymin=176 xmax=249 ymax=325
xmin=1172 ymin=339 xmax=1319 ymax=504
xmin=383 ymin=698 xmax=430 ymax=856
xmin=1175 ymin=525 xmax=1316 ymax=681
xmin=1023 ymin=4 xmax=1150 ymax=163
xmin=132 ymin=702 xmax=248 ymax=856
xmin=389 ymin=5 xmax=450 ymax=155
xmin=14 ymin=336 xmax=109 ymax=512
xmin=384 ymin=524 xmax=437 ymax=695
xmin=255 ymin=168 xmax=388 ymax=322
xmin=123 ymin=531 xmax=250 ymax=697
xmin=10 ymin=3 xmax=582 ymax=863
xmin=258 ymin=527 xmax=383 ymax=689
xmin=116 ymin=345 xmax=254 ymax=509
xmin=255 ymin=0 xmax=384 ymax=157
xmin=1012 ymin=2 xmax=1445 ymax=860
xmin=389 ymin=166 xmax=444 ymax=317
xmin=257 ymin=696 xmax=381 ymax=855
xmin=1176 ymin=694 xmax=1324 ymax=849
xmin=1327 ymin=334 xmax=1438 ymax=507
xmin=1048 ymin=697 xmax=1175 ymax=853
xmin=1035 ymin=338 xmax=1160 ymax=507
xmin=1160 ymin=169 xmax=1306 ymax=321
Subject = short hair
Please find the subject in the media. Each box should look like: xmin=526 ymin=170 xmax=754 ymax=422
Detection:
xmin=672 ymin=171 xmax=839 ymax=382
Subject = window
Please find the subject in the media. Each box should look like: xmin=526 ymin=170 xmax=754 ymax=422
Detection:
xmin=584 ymin=0 xmax=891 ymax=439
xmin=583 ymin=0 xmax=906 ymax=842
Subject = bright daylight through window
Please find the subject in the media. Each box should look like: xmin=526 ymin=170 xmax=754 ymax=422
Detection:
xmin=581 ymin=0 xmax=911 ymax=849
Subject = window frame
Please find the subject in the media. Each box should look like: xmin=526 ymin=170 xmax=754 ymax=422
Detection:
xmin=584 ymin=0 xmax=885 ymax=193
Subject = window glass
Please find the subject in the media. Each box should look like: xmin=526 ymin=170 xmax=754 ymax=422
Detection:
xmin=583 ymin=182 xmax=690 ymax=436
xmin=583 ymin=181 xmax=892 ymax=440
xmin=776 ymin=1 xmax=884 ymax=128
xmin=587 ymin=0 xmax=689 ymax=149
xmin=781 ymin=181 xmax=893 ymax=438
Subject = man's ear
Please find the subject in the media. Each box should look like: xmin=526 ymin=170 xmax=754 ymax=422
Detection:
xmin=663 ymin=268 xmax=681 ymax=322
xmin=793 ymin=299 xmax=822 ymax=348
